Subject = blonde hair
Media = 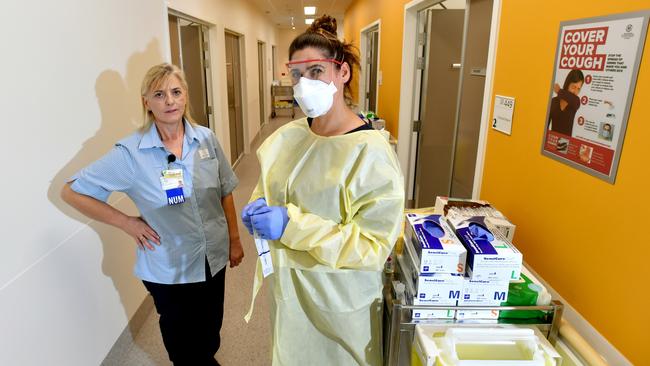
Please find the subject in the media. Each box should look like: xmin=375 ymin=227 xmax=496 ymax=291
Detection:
xmin=140 ymin=63 xmax=196 ymax=130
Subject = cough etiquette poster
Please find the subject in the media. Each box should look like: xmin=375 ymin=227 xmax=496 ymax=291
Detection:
xmin=541 ymin=11 xmax=649 ymax=183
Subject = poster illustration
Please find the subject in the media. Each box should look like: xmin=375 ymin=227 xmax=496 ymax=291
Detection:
xmin=541 ymin=11 xmax=649 ymax=183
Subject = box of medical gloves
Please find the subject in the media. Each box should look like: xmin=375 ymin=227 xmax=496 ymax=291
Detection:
xmin=455 ymin=277 xmax=509 ymax=320
xmin=412 ymin=308 xmax=456 ymax=320
xmin=413 ymin=273 xmax=464 ymax=306
xmin=404 ymin=213 xmax=466 ymax=274
xmin=446 ymin=211 xmax=522 ymax=282
xmin=399 ymin=248 xmax=459 ymax=319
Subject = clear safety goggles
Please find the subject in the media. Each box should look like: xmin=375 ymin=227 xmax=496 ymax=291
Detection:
xmin=285 ymin=58 xmax=343 ymax=84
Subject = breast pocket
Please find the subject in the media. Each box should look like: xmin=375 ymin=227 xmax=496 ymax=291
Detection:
xmin=194 ymin=157 xmax=220 ymax=188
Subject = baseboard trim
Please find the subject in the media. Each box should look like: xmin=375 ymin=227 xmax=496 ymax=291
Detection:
xmin=524 ymin=263 xmax=632 ymax=365
xmin=101 ymin=295 xmax=155 ymax=366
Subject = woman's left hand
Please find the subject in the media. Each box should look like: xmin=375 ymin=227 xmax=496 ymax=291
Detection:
xmin=229 ymin=238 xmax=244 ymax=267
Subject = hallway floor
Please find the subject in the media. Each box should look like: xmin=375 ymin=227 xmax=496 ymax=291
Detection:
xmin=109 ymin=113 xmax=299 ymax=366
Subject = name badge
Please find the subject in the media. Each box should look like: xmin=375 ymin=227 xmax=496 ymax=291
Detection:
xmin=253 ymin=234 xmax=274 ymax=278
xmin=160 ymin=169 xmax=185 ymax=205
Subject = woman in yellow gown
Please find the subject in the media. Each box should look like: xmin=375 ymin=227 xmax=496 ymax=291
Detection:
xmin=242 ymin=15 xmax=404 ymax=366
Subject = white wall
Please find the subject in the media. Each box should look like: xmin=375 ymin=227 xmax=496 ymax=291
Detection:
xmin=276 ymin=28 xmax=303 ymax=80
xmin=168 ymin=0 xmax=280 ymax=154
xmin=0 ymin=1 xmax=280 ymax=364
xmin=0 ymin=0 xmax=167 ymax=365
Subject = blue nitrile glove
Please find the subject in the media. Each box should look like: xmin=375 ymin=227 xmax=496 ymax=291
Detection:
xmin=422 ymin=220 xmax=445 ymax=238
xmin=250 ymin=205 xmax=289 ymax=240
xmin=468 ymin=223 xmax=494 ymax=241
xmin=241 ymin=198 xmax=267 ymax=235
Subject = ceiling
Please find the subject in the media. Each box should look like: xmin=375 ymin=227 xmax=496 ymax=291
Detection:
xmin=247 ymin=0 xmax=353 ymax=30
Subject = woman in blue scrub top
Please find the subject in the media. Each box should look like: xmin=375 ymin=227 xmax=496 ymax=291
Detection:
xmin=61 ymin=63 xmax=242 ymax=366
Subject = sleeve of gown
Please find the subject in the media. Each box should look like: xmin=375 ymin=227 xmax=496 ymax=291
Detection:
xmin=279 ymin=146 xmax=405 ymax=271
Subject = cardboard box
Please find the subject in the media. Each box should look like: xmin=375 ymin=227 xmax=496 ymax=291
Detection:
xmin=446 ymin=211 xmax=522 ymax=282
xmin=435 ymin=196 xmax=516 ymax=241
xmin=413 ymin=273 xmax=464 ymax=306
xmin=459 ymin=277 xmax=509 ymax=306
xmin=485 ymin=216 xmax=517 ymax=242
xmin=400 ymin=245 xmax=462 ymax=307
xmin=412 ymin=308 xmax=456 ymax=320
xmin=453 ymin=277 xmax=509 ymax=320
xmin=401 ymin=236 xmax=423 ymax=295
xmin=455 ymin=308 xmax=501 ymax=320
xmin=404 ymin=213 xmax=467 ymax=274
xmin=399 ymin=240 xmax=459 ymax=319
xmin=434 ymin=196 xmax=490 ymax=215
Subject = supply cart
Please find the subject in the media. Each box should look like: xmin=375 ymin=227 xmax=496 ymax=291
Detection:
xmin=382 ymin=252 xmax=564 ymax=366
xmin=271 ymin=85 xmax=295 ymax=118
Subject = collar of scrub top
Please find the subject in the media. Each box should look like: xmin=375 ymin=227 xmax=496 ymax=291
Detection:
xmin=138 ymin=119 xmax=200 ymax=160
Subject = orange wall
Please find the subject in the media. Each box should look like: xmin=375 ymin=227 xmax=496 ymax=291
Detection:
xmin=344 ymin=0 xmax=411 ymax=137
xmin=482 ymin=1 xmax=650 ymax=363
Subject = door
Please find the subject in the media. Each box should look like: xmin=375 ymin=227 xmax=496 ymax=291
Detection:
xmin=450 ymin=0 xmax=493 ymax=197
xmin=414 ymin=6 xmax=466 ymax=208
xmin=225 ymin=32 xmax=245 ymax=163
xmin=258 ymin=41 xmax=266 ymax=126
xmin=180 ymin=23 xmax=209 ymax=127
xmin=413 ymin=0 xmax=493 ymax=207
xmin=272 ymin=45 xmax=277 ymax=81
xmin=168 ymin=14 xmax=213 ymax=129
xmin=363 ymin=26 xmax=380 ymax=112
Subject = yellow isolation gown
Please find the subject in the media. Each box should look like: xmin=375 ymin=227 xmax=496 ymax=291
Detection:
xmin=246 ymin=118 xmax=404 ymax=366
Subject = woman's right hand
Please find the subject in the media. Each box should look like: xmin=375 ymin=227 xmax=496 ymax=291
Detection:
xmin=241 ymin=198 xmax=267 ymax=235
xmin=123 ymin=216 xmax=161 ymax=250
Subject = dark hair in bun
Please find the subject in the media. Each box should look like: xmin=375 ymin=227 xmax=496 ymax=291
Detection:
xmin=309 ymin=15 xmax=338 ymax=35
xmin=289 ymin=14 xmax=360 ymax=105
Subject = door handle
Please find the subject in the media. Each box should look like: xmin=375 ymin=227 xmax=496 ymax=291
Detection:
xmin=450 ymin=63 xmax=461 ymax=69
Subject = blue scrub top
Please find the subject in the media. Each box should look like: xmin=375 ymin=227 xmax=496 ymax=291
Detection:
xmin=69 ymin=120 xmax=238 ymax=284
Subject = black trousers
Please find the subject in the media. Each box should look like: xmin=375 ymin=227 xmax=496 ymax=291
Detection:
xmin=143 ymin=261 xmax=226 ymax=366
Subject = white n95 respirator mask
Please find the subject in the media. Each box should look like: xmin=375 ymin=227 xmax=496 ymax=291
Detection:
xmin=292 ymin=77 xmax=337 ymax=118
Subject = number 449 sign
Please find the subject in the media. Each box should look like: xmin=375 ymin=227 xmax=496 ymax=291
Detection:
xmin=492 ymin=95 xmax=515 ymax=135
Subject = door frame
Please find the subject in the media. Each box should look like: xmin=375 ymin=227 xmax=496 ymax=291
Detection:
xmin=397 ymin=0 xmax=502 ymax=201
xmin=257 ymin=40 xmax=267 ymax=127
xmin=167 ymin=9 xmax=216 ymax=132
xmin=359 ymin=19 xmax=381 ymax=112
xmin=224 ymin=29 xmax=248 ymax=167
xmin=271 ymin=45 xmax=277 ymax=81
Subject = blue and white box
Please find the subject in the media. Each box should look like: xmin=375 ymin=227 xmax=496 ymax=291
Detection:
xmin=458 ymin=277 xmax=509 ymax=306
xmin=413 ymin=273 xmax=464 ymax=306
xmin=456 ymin=308 xmax=501 ymax=320
xmin=456 ymin=277 xmax=508 ymax=319
xmin=413 ymin=308 xmax=456 ymax=320
xmin=446 ymin=211 xmax=522 ymax=282
xmin=405 ymin=213 xmax=467 ymax=275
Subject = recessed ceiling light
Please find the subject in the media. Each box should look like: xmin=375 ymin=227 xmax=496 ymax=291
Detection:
xmin=304 ymin=6 xmax=316 ymax=15
xmin=305 ymin=18 xmax=314 ymax=25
